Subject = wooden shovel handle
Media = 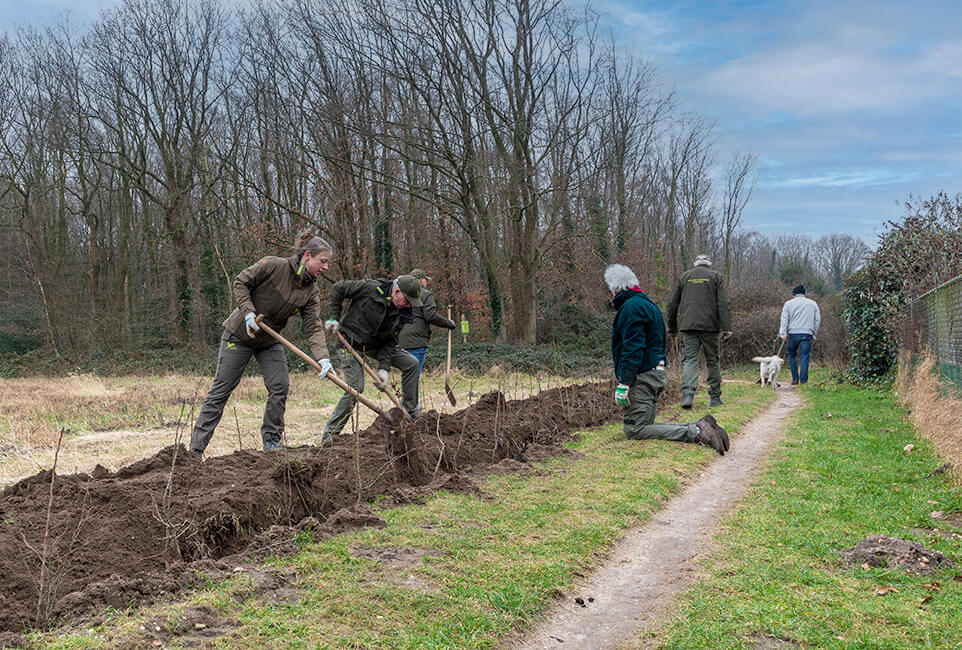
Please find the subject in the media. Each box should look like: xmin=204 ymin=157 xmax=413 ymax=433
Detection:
xmin=446 ymin=305 xmax=452 ymax=376
xmin=333 ymin=329 xmax=410 ymax=420
xmin=254 ymin=315 xmax=388 ymax=419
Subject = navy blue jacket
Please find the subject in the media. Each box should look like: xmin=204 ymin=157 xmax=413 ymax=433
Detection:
xmin=611 ymin=288 xmax=667 ymax=385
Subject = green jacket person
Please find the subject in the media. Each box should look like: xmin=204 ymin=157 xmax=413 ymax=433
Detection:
xmin=321 ymin=275 xmax=424 ymax=441
xmin=606 ymin=263 xmax=728 ymax=455
xmin=190 ymin=230 xmax=333 ymax=456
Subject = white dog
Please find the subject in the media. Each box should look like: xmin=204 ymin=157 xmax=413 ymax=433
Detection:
xmin=752 ymin=355 xmax=783 ymax=388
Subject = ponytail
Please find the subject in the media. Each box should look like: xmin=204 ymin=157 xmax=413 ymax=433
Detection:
xmin=294 ymin=228 xmax=333 ymax=258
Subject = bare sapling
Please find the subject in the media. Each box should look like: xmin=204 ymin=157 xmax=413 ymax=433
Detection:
xmin=151 ymin=401 xmax=196 ymax=565
xmin=29 ymin=427 xmax=64 ymax=624
xmin=233 ymin=405 xmax=242 ymax=450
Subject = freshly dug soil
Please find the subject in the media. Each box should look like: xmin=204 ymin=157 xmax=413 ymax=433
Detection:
xmin=841 ymin=535 xmax=955 ymax=574
xmin=0 ymin=381 xmax=616 ymax=644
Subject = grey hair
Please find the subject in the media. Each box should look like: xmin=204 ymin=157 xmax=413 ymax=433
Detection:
xmin=604 ymin=264 xmax=639 ymax=293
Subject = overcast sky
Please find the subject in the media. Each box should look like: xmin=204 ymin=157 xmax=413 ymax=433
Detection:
xmin=2 ymin=0 xmax=960 ymax=247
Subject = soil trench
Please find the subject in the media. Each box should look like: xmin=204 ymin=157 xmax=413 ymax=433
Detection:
xmin=0 ymin=381 xmax=617 ymax=646
xmin=512 ymin=386 xmax=802 ymax=650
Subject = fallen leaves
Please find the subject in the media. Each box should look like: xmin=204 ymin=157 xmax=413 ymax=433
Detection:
xmin=875 ymin=586 xmax=899 ymax=596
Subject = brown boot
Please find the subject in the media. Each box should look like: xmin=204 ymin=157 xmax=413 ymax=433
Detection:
xmin=703 ymin=414 xmax=730 ymax=452
xmin=694 ymin=416 xmax=725 ymax=455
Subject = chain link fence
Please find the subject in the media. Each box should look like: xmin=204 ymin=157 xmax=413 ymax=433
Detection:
xmin=909 ymin=273 xmax=962 ymax=388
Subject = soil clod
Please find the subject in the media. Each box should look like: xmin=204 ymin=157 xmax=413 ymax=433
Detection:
xmin=841 ymin=535 xmax=954 ymax=574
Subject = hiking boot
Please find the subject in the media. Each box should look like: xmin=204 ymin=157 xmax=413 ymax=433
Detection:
xmin=680 ymin=392 xmax=694 ymax=409
xmin=189 ymin=448 xmax=204 ymax=459
xmin=709 ymin=396 xmax=723 ymax=407
xmin=703 ymin=413 xmax=730 ymax=452
xmin=694 ymin=416 xmax=725 ymax=455
xmin=263 ymin=439 xmax=284 ymax=451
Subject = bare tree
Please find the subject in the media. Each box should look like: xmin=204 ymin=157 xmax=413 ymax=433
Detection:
xmin=814 ymin=233 xmax=870 ymax=290
xmin=87 ymin=0 xmax=231 ymax=347
xmin=720 ymin=150 xmax=757 ymax=283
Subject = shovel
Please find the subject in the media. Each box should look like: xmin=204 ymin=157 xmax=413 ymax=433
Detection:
xmin=445 ymin=305 xmax=457 ymax=406
xmin=254 ymin=316 xmax=402 ymax=427
xmin=332 ymin=329 xmax=413 ymax=423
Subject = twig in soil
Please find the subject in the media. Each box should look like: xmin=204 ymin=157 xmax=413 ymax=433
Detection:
xmin=33 ymin=427 xmax=64 ymax=623
xmin=152 ymin=401 xmax=196 ymax=565
xmin=432 ymin=414 xmax=445 ymax=478
xmin=234 ymin=405 xmax=242 ymax=451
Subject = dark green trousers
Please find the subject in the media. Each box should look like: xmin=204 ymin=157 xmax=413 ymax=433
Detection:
xmin=623 ymin=366 xmax=698 ymax=442
xmin=323 ymin=346 xmax=420 ymax=441
xmin=191 ymin=330 xmax=289 ymax=454
xmin=681 ymin=330 xmax=722 ymax=399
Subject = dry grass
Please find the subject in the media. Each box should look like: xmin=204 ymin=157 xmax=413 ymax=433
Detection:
xmin=0 ymin=369 xmax=593 ymax=487
xmin=895 ymin=350 xmax=962 ymax=483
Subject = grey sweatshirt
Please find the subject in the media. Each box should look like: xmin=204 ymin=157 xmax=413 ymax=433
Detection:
xmin=779 ymin=295 xmax=821 ymax=337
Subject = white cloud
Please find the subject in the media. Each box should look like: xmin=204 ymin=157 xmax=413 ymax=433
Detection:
xmin=768 ymin=170 xmax=920 ymax=189
xmin=702 ymin=25 xmax=962 ymax=116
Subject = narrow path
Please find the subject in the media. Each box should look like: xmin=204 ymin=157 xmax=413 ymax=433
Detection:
xmin=512 ymin=386 xmax=802 ymax=650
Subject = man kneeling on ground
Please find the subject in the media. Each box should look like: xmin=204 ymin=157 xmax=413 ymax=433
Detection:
xmin=605 ymin=264 xmax=730 ymax=455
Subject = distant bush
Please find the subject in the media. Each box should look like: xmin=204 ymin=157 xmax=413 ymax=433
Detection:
xmin=537 ymin=302 xmax=611 ymax=351
xmin=423 ymin=341 xmax=609 ymax=377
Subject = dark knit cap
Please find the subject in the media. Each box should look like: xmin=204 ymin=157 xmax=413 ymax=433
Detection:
xmin=792 ymin=284 xmax=806 ymax=295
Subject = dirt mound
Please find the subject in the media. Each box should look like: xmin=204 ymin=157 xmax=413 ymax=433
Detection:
xmin=0 ymin=381 xmax=616 ymax=642
xmin=841 ymin=535 xmax=955 ymax=574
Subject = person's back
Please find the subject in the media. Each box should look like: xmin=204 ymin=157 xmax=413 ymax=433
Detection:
xmin=665 ymin=255 xmax=731 ymax=408
xmin=779 ymin=285 xmax=820 ymax=384
xmin=667 ymin=264 xmax=730 ymax=333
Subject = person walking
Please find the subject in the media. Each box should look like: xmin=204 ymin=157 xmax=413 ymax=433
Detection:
xmin=190 ymin=230 xmax=334 ymax=457
xmin=666 ymin=254 xmax=732 ymax=409
xmin=779 ymin=284 xmax=821 ymax=384
xmin=321 ymin=274 xmax=424 ymax=442
xmin=397 ymin=269 xmax=457 ymax=374
xmin=605 ymin=264 xmax=729 ymax=455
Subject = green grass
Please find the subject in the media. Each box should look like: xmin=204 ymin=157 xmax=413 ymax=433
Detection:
xmin=32 ymin=370 xmax=773 ymax=648
xmin=656 ymin=375 xmax=962 ymax=648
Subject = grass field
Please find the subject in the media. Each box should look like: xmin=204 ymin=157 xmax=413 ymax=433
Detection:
xmin=656 ymin=377 xmax=962 ymax=648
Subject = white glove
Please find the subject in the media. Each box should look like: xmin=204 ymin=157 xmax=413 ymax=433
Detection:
xmin=244 ymin=312 xmax=260 ymax=338
xmin=324 ymin=318 xmax=339 ymax=334
xmin=377 ymin=369 xmax=389 ymax=390
xmin=317 ymin=358 xmax=334 ymax=379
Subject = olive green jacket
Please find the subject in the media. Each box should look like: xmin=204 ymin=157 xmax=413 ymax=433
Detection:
xmin=665 ymin=265 xmax=731 ymax=333
xmin=329 ymin=279 xmax=412 ymax=370
xmin=223 ymin=255 xmax=328 ymax=360
xmin=397 ymin=287 xmax=452 ymax=349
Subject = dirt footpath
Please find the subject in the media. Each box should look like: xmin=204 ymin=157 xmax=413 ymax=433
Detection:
xmin=513 ymin=386 xmax=802 ymax=650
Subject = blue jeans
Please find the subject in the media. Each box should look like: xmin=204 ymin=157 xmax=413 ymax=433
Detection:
xmin=406 ymin=347 xmax=427 ymax=374
xmin=786 ymin=334 xmax=814 ymax=383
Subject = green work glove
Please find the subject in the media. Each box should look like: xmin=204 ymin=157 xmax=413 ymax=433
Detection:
xmin=614 ymin=383 xmax=630 ymax=407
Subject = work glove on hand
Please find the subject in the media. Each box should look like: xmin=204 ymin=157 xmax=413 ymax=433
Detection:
xmin=317 ymin=358 xmax=334 ymax=379
xmin=244 ymin=312 xmax=260 ymax=338
xmin=614 ymin=383 xmax=630 ymax=407
xmin=324 ymin=318 xmax=339 ymax=334
xmin=447 ymin=319 xmax=457 ymax=330
xmin=721 ymin=330 xmax=732 ymax=342
xmin=376 ymin=369 xmax=389 ymax=391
